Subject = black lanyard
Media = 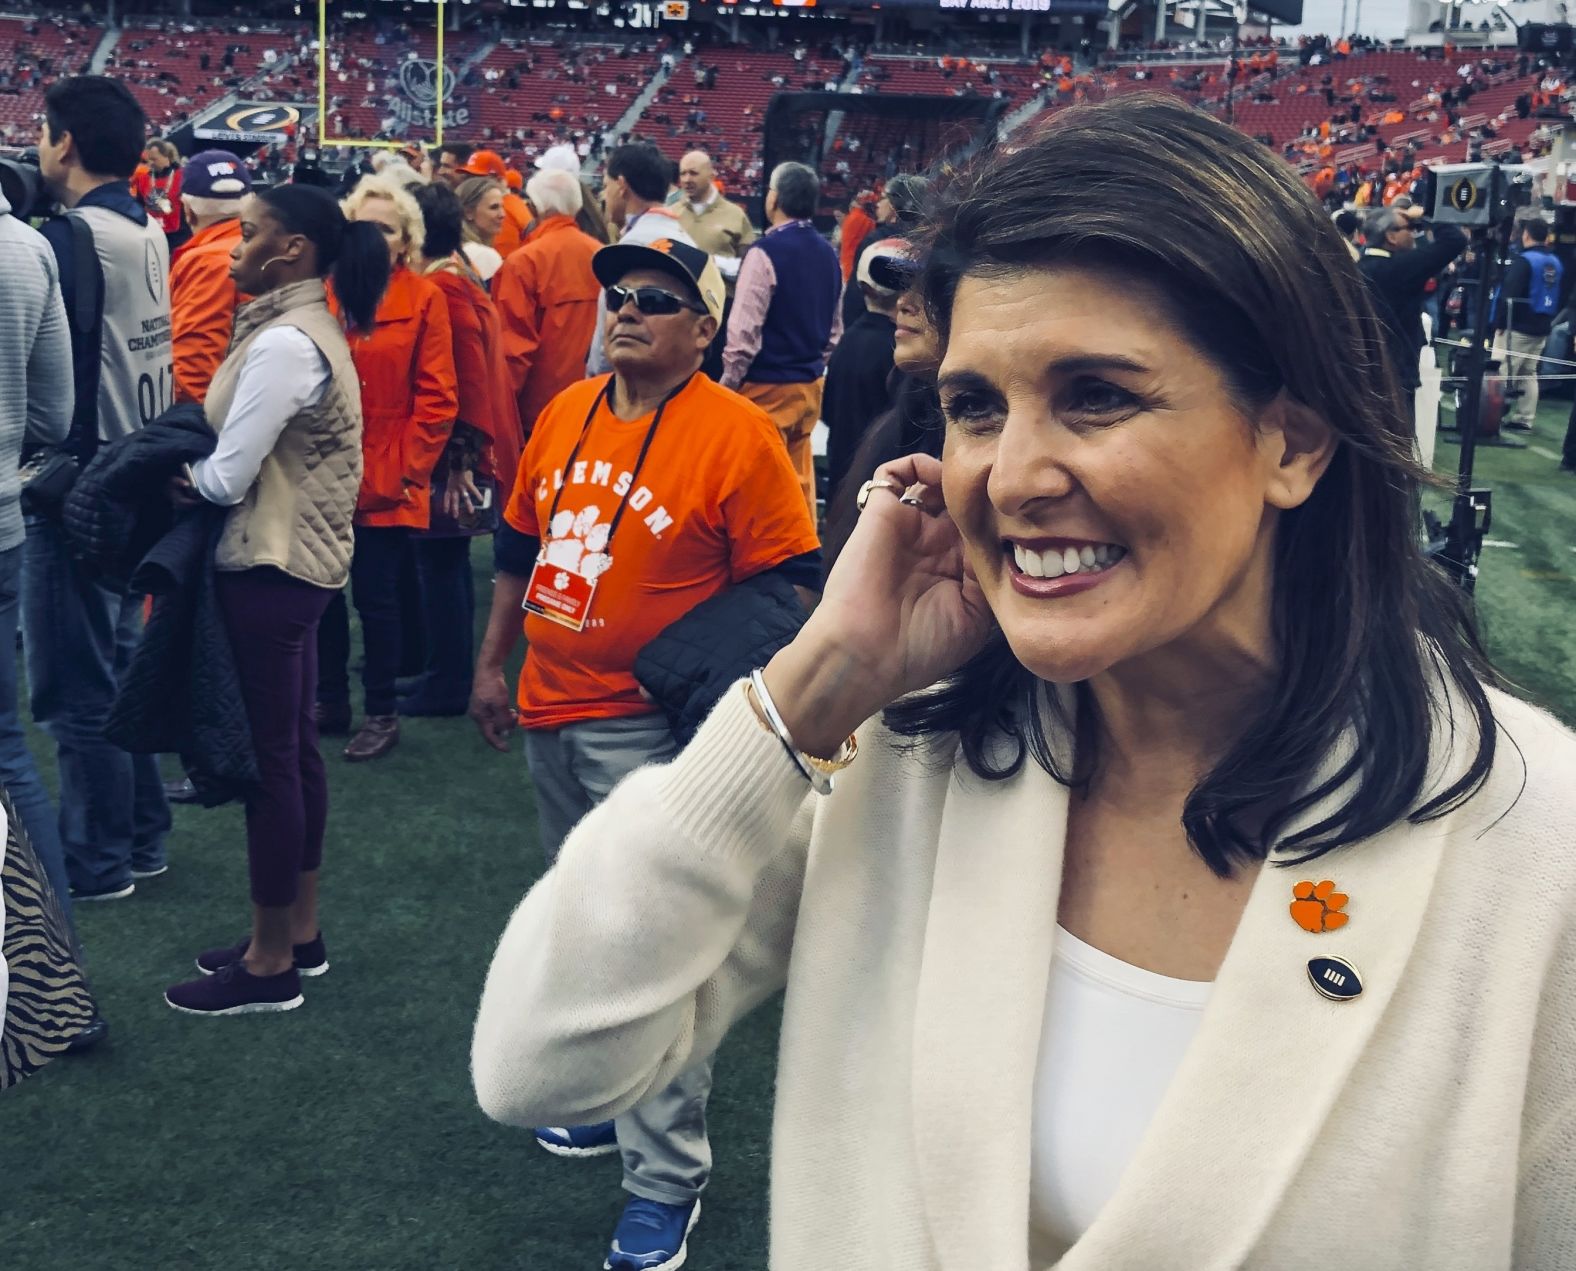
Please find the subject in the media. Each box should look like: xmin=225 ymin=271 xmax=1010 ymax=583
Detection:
xmin=540 ymin=374 xmax=693 ymax=558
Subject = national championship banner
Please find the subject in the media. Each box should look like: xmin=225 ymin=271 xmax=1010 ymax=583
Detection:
xmin=191 ymin=102 xmax=317 ymax=145
xmin=171 ymin=99 xmax=317 ymax=156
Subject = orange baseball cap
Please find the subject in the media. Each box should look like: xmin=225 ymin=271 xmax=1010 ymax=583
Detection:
xmin=504 ymin=168 xmax=523 ymax=192
xmin=462 ymin=149 xmax=508 ymax=178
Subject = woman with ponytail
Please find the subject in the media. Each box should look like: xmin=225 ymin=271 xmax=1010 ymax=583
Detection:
xmin=316 ymin=172 xmax=458 ymax=761
xmin=164 ymin=183 xmax=389 ymax=1017
xmin=400 ymin=182 xmax=521 ymax=716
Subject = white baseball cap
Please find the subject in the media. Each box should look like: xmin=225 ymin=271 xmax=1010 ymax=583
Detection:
xmin=535 ymin=143 xmax=581 ymax=175
xmin=858 ymin=237 xmax=918 ymax=296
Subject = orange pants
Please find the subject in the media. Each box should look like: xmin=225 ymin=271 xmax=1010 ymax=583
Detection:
xmin=739 ymin=379 xmax=821 ymax=516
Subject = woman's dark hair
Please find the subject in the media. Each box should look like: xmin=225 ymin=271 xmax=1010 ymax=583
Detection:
xmin=413 ymin=182 xmax=464 ymax=260
xmin=256 ymin=183 xmax=389 ymax=334
xmin=893 ymin=94 xmax=1503 ymax=877
xmin=576 ymin=181 xmax=612 ymax=244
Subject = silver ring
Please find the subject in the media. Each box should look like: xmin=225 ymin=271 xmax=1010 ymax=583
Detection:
xmin=856 ymin=478 xmax=903 ymax=512
xmin=898 ymin=481 xmax=929 ymax=507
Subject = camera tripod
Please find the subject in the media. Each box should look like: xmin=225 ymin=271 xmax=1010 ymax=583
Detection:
xmin=1433 ymin=215 xmax=1517 ymax=596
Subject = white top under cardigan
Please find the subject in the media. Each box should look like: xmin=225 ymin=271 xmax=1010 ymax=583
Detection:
xmin=1030 ymin=926 xmax=1211 ymax=1252
xmin=472 ymin=681 xmax=1576 ymax=1270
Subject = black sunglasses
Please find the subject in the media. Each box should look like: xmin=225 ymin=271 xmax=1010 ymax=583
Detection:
xmin=606 ymin=284 xmax=705 ymax=317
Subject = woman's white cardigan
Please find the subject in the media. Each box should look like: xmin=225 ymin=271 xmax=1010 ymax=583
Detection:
xmin=472 ymin=681 xmax=1576 ymax=1269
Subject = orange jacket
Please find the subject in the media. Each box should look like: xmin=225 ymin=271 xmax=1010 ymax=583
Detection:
xmin=491 ymin=214 xmax=601 ymax=438
xmin=424 ymin=262 xmax=523 ymax=493
xmin=337 ymin=268 xmax=459 ymax=529
xmin=840 ymin=206 xmax=876 ymax=283
xmin=170 ymin=218 xmax=246 ymax=404
xmin=493 ymin=190 xmax=533 ymax=260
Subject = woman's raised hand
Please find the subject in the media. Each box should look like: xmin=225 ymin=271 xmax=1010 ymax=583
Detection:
xmin=763 ymin=453 xmax=995 ymax=757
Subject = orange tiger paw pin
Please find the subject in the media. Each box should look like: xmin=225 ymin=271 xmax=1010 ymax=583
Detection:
xmin=1290 ymin=880 xmax=1349 ymax=933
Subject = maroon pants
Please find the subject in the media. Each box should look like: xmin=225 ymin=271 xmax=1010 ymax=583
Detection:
xmin=216 ymin=568 xmax=334 ymax=908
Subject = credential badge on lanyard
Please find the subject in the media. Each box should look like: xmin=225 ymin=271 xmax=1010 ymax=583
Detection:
xmin=523 ymin=375 xmax=690 ymax=632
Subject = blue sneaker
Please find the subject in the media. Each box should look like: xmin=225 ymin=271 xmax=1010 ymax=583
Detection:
xmin=603 ymin=1197 xmax=700 ymax=1271
xmin=533 ymin=1122 xmax=618 ymax=1158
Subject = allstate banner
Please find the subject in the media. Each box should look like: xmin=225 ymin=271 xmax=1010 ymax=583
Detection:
xmin=388 ymin=58 xmax=471 ymax=132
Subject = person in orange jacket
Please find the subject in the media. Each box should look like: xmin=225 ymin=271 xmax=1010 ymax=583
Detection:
xmin=491 ymin=168 xmax=602 ymax=440
xmin=133 ymin=138 xmax=186 ymax=253
xmin=317 ymin=173 xmax=458 ymax=762
xmin=839 ymin=191 xmax=877 ymax=284
xmin=462 ymin=148 xmax=531 ymax=259
xmin=169 ymin=150 xmax=253 ymax=405
xmin=402 ymin=182 xmax=522 ymax=717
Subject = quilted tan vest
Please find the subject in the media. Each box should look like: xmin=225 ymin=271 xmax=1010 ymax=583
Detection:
xmin=204 ymin=278 xmax=363 ymax=589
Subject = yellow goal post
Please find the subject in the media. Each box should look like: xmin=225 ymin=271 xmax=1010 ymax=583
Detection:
xmin=316 ymin=0 xmax=447 ymax=151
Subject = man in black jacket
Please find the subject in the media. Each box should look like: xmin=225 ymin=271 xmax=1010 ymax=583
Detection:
xmin=1359 ymin=205 xmax=1468 ymax=422
xmin=823 ymin=237 xmax=909 ymax=500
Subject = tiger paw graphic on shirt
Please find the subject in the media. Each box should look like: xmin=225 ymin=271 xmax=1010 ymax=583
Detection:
xmin=1290 ymin=879 xmax=1349 ymax=933
xmin=543 ymin=507 xmax=615 ymax=581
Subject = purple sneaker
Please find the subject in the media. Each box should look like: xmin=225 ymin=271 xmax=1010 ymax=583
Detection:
xmin=165 ymin=963 xmax=304 ymax=1016
xmin=195 ymin=933 xmax=328 ymax=977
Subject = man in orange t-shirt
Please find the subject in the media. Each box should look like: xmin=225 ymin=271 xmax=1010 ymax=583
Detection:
xmin=468 ymin=238 xmax=819 ymax=1271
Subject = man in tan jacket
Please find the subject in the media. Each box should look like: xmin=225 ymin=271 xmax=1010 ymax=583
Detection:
xmin=676 ymin=150 xmax=755 ymax=274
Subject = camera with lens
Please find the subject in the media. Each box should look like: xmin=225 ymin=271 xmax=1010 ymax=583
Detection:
xmin=0 ymin=151 xmax=50 ymax=221
xmin=1424 ymin=162 xmax=1535 ymax=228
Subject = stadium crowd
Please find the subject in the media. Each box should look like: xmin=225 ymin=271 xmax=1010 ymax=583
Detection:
xmin=2 ymin=15 xmax=1576 ymax=1267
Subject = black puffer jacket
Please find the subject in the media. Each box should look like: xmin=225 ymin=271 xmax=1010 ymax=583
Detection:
xmin=634 ymin=571 xmax=808 ymax=746
xmin=63 ymin=404 xmax=216 ymax=589
xmin=105 ymin=505 xmax=258 ymax=807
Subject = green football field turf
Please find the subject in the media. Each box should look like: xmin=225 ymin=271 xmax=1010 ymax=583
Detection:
xmin=4 ymin=411 xmax=1574 ymax=1271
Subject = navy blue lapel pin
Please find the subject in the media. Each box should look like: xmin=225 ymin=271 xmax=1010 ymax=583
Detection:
xmin=1307 ymin=956 xmax=1363 ymax=1002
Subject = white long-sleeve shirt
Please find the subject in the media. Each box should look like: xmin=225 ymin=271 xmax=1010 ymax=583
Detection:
xmin=191 ymin=325 xmax=328 ymax=507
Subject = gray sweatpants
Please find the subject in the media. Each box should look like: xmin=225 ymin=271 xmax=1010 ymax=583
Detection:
xmin=522 ymin=712 xmax=712 ymax=1207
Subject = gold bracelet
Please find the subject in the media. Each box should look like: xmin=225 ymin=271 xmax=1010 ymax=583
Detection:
xmin=802 ymin=732 xmax=858 ymax=776
xmin=745 ymin=676 xmax=858 ymax=794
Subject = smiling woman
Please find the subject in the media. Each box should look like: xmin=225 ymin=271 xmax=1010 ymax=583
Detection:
xmin=882 ymin=96 xmax=1512 ymax=878
xmin=471 ymin=94 xmax=1576 ymax=1271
